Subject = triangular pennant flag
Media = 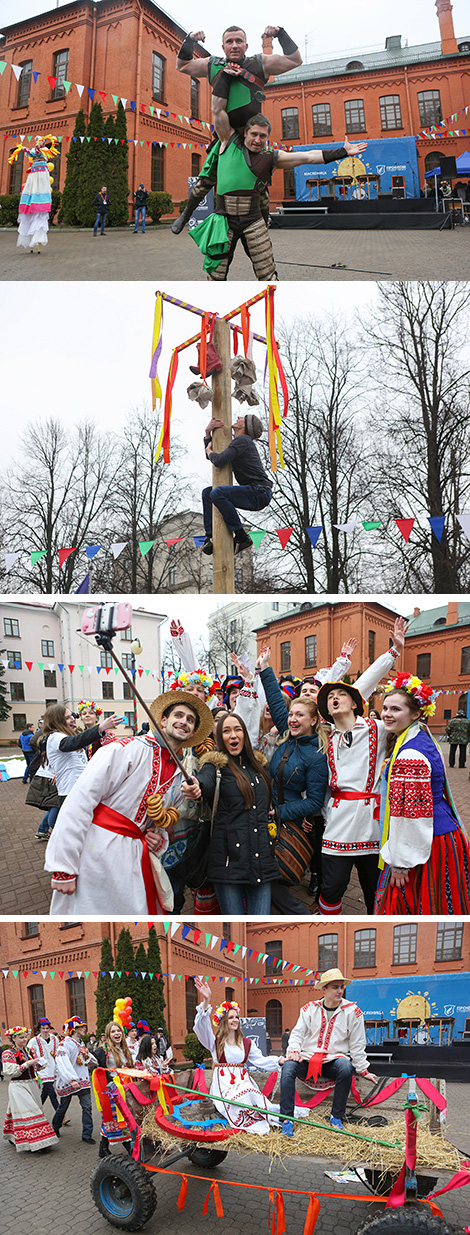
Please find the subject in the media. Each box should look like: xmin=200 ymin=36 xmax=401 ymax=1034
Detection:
xmin=362 ymin=521 xmax=382 ymax=530
xmin=98 ymin=91 xmax=106 ymax=102
xmin=395 ymin=518 xmax=415 ymax=543
xmin=112 ymin=94 xmax=118 ymax=106
xmin=5 ymin=552 xmax=21 ymax=571
xmin=111 ymin=542 xmax=126 ymax=559
xmin=47 ymin=75 xmax=57 ymax=90
xmin=249 ymin=530 xmax=266 ymax=549
xmin=74 ymin=574 xmax=89 ymax=594
xmin=193 ymin=535 xmax=205 ymax=549
xmin=87 ymin=87 xmax=95 ymax=100
xmin=63 ymin=80 xmax=71 ymax=93
xmin=120 ymin=98 xmax=127 ymax=109
xmin=85 ymin=545 xmax=102 ymax=559
xmin=276 ymin=528 xmax=293 ymax=549
xmin=26 ymin=662 xmax=33 ymax=671
xmin=31 ymin=549 xmax=47 ymax=567
xmin=58 ymin=547 xmax=76 ymax=568
xmin=130 ymin=101 xmax=136 ymax=112
xmin=333 ymin=520 xmax=359 ymax=533
xmin=428 ymin=515 xmax=446 ymax=542
xmin=305 ymin=526 xmax=323 ymax=548
xmin=0 ymin=63 xmax=7 ymax=76
xmin=139 ymin=539 xmax=155 ymax=557
xmin=76 ymin=83 xmax=85 ymax=96
xmin=457 ymin=513 xmax=470 ymax=540
xmin=11 ymin=64 xmax=23 ymax=81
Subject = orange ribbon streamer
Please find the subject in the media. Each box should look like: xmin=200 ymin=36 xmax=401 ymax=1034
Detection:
xmin=202 ymin=1181 xmax=224 ymax=1217
xmin=177 ymin=1176 xmax=188 ymax=1211
xmin=156 ymin=348 xmax=179 ymax=463
xmin=303 ymin=1194 xmax=321 ymax=1235
xmin=241 ymin=303 xmax=250 ymax=356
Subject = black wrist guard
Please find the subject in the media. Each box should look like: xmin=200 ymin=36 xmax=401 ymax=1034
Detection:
xmin=178 ymin=36 xmax=195 ymax=61
xmin=322 ymin=146 xmax=348 ymax=163
xmin=276 ymin=28 xmax=299 ymax=55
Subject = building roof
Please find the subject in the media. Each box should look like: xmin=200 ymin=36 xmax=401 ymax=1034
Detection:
xmin=0 ymin=0 xmax=188 ymax=42
xmin=270 ymin=35 xmax=470 ymax=86
xmin=404 ymin=602 xmax=470 ymax=637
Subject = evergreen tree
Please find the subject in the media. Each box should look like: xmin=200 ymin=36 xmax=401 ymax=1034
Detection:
xmin=144 ymin=927 xmax=167 ymax=1033
xmin=77 ymin=100 xmax=106 ymax=227
xmin=58 ymin=109 xmax=87 ymax=225
xmin=109 ymin=100 xmax=130 ymax=226
xmin=95 ymin=936 xmax=116 ymax=1035
xmin=133 ymin=941 xmax=148 ymax=1025
xmin=103 ymin=111 xmax=115 ymax=190
xmin=114 ymin=926 xmax=141 ymax=1015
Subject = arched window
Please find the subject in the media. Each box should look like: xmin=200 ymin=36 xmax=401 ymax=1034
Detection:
xmin=186 ymin=977 xmax=197 ymax=1032
xmin=346 ymin=60 xmax=364 ymax=71
xmin=425 ymin=151 xmax=445 ymax=172
xmin=266 ymin=999 xmax=282 ymax=1038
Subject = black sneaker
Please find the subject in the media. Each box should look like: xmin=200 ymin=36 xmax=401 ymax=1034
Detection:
xmin=82 ymin=1137 xmax=96 ymax=1144
xmin=201 ymin=536 xmax=213 ymax=555
xmin=234 ymin=528 xmax=253 ymax=555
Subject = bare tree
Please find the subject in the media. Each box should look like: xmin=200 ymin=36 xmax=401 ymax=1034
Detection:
xmin=360 ymin=281 xmax=470 ymax=592
xmin=206 ymin=609 xmax=253 ymax=678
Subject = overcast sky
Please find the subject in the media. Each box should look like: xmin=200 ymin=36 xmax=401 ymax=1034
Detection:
xmin=1 ymin=0 xmax=468 ymax=59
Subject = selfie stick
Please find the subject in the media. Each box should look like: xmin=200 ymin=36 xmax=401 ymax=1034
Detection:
xmin=93 ymin=631 xmax=193 ymax=783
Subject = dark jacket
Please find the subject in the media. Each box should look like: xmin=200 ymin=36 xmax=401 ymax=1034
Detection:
xmin=196 ymin=749 xmax=279 ymax=886
xmin=93 ymin=192 xmax=109 ymax=214
xmin=208 ymin=434 xmax=272 ymax=489
xmin=259 ymin=667 xmax=328 ymax=821
xmin=134 ymin=188 xmax=149 ymax=207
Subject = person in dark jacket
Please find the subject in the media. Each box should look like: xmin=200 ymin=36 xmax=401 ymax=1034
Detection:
xmin=133 ymin=183 xmax=149 ymax=233
xmin=19 ymin=724 xmax=35 ymax=783
xmin=93 ymin=186 xmax=110 ymax=236
xmin=181 ymin=712 xmax=279 ymax=914
xmin=256 ymin=648 xmax=328 ymax=914
xmin=446 ymin=710 xmax=470 ymax=768
xmin=201 ymin=412 xmax=272 ymax=556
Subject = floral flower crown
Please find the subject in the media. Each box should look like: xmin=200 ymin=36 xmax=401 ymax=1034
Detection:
xmin=78 ymin=700 xmax=103 ymax=716
xmin=384 ymin=672 xmax=437 ymax=718
xmin=7 ymin=1026 xmax=30 ymax=1037
xmin=213 ymin=1000 xmax=241 ymax=1028
xmin=169 ymin=669 xmax=220 ymax=698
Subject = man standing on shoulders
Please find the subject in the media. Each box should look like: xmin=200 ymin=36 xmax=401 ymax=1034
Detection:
xmin=279 ymin=969 xmax=377 ymax=1136
xmin=201 ymin=413 xmax=272 ymax=556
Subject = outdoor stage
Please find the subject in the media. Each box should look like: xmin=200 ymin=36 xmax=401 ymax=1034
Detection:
xmin=270 ymin=198 xmax=450 ymax=230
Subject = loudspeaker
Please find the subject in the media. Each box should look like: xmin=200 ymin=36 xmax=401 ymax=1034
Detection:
xmin=439 ymin=156 xmax=457 ymax=177
xmin=392 ymin=175 xmax=406 ymax=199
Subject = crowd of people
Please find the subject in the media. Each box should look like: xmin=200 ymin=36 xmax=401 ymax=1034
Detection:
xmin=13 ymin=617 xmax=467 ymax=918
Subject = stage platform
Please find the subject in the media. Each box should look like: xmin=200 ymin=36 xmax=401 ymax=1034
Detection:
xmin=270 ymin=196 xmax=451 ymax=230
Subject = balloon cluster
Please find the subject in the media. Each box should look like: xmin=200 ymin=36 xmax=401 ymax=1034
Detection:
xmin=113 ymin=997 xmax=133 ymax=1030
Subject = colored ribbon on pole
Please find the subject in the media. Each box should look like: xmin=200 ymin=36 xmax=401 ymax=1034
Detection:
xmin=265 ymin=286 xmax=288 ymax=470
xmin=241 ymin=303 xmax=250 ymax=357
xmin=149 ymin=292 xmax=163 ymax=410
xmin=156 ymin=348 xmax=179 ymax=462
xmin=199 ymin=311 xmax=209 ymax=383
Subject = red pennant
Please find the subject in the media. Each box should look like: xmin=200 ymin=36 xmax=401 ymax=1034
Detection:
xmin=125 ymin=971 xmax=129 ymax=976
xmin=138 ymin=668 xmax=144 ymax=677
xmin=241 ymin=303 xmax=250 ymax=356
xmin=193 ymin=929 xmax=201 ymax=943
xmin=47 ymin=76 xmax=57 ymax=90
xmin=58 ymin=971 xmax=64 ymax=979
xmin=166 ymin=537 xmax=183 ymax=546
xmin=22 ymin=970 xmax=29 ymax=978
xmin=26 ymin=662 xmax=33 ymax=671
xmin=58 ymin=547 xmax=76 ymax=568
xmin=98 ymin=91 xmax=106 ymax=102
xmin=140 ymin=103 xmax=146 ymax=114
xmin=65 ymin=135 xmax=70 ymax=142
xmin=93 ymin=135 xmax=97 ymax=141
xmin=92 ymin=971 xmax=98 ymax=978
xmin=276 ymin=528 xmax=293 ymax=549
xmin=395 ymin=518 xmax=415 ymax=543
xmin=105 ymin=667 xmax=111 ymax=675
xmin=68 ymin=665 xmax=75 ymax=674
xmin=120 ymin=138 xmax=125 ymax=144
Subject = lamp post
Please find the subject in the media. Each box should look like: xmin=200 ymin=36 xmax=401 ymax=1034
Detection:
xmin=130 ymin=638 xmax=143 ymax=733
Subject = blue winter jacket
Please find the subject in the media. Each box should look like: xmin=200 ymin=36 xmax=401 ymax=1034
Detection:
xmin=259 ymin=667 xmax=328 ymax=821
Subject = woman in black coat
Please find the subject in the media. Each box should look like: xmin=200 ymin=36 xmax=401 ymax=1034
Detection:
xmin=181 ymin=713 xmax=279 ymax=915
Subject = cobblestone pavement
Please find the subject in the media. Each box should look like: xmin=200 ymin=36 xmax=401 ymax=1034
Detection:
xmin=1 ymin=223 xmax=470 ymax=281
xmin=0 ymin=1078 xmax=468 ymax=1235
xmin=0 ymin=761 xmax=468 ymax=916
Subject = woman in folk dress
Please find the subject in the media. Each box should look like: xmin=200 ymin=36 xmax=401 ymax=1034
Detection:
xmin=9 ymin=134 xmax=59 ymax=253
xmin=2 ymin=1026 xmax=57 ymax=1153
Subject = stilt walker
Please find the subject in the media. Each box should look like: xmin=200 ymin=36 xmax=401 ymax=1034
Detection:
xmin=9 ymin=134 xmax=59 ymax=254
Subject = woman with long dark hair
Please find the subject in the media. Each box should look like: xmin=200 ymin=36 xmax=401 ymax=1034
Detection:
xmin=42 ymin=703 xmax=122 ymax=806
xmin=181 ymin=712 xmax=279 ymax=914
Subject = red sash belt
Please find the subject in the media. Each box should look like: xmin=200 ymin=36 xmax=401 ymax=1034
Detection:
xmin=306 ymin=1052 xmax=326 ymax=1083
xmin=332 ymin=789 xmax=380 ymax=817
xmin=92 ymin=803 xmax=157 ymax=913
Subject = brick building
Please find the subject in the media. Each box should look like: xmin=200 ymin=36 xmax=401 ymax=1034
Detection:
xmin=254 ymin=599 xmax=470 ymax=730
xmin=266 ymin=0 xmax=470 ymax=203
xmin=0 ymin=0 xmax=212 ymax=214
xmin=1 ymin=919 xmax=468 ymax=1051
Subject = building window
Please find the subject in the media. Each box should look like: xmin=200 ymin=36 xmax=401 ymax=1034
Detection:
xmin=102 ymin=682 xmax=114 ymax=700
xmin=121 ymin=627 xmax=132 ymax=641
xmin=344 ymin=99 xmax=366 ymax=133
xmin=45 ymin=699 xmax=57 ymax=708
xmin=368 ymin=630 xmax=375 ymax=664
xmin=44 ymin=670 xmax=57 ymax=688
xmin=123 ymin=711 xmax=133 ymax=728
xmin=50 ymin=143 xmax=61 ymax=191
xmin=24 ymin=922 xmax=39 ymax=937
xmin=416 ymin=653 xmax=431 ymax=678
xmin=67 ymin=977 xmax=86 ymax=1022
xmin=186 ymin=977 xmax=197 ymax=1032
xmin=281 ymin=108 xmax=299 ymax=140
xmin=265 ymin=939 xmax=282 ymax=976
xmin=17 ymin=60 xmax=32 ymax=108
xmin=123 ymin=682 xmax=133 ymax=699
xmin=152 ymin=52 xmax=165 ymax=102
xmin=225 ymin=987 xmax=234 ymax=1003
xmin=379 ymin=94 xmax=402 ymax=130
xmin=346 ymin=60 xmax=364 ymax=71
xmin=29 ymin=984 xmax=46 ymax=1027
xmin=318 ymin=933 xmax=338 ymax=971
xmin=435 ymin=923 xmax=463 ymax=962
xmin=418 ymin=90 xmax=442 ymax=127
xmin=461 ymin=647 xmax=470 ymax=675
xmin=230 ymin=619 xmax=237 ymax=639
xmin=52 ymin=49 xmax=69 ymax=99
xmin=190 ymin=77 xmax=199 ymax=119
xmin=41 ymin=640 xmax=54 ymax=657
xmin=283 ymin=169 xmax=296 ymax=198
xmin=354 ymin=929 xmax=376 ymax=968
xmin=266 ymin=998 xmax=282 ymax=1038
xmin=312 ymin=102 xmax=332 ymax=136
xmin=9 ymin=150 xmax=25 ymax=194
xmin=305 ymin=635 xmax=317 ymax=668
xmin=280 ymin=641 xmax=291 ymax=671
xmin=13 ymin=713 xmax=27 ymax=730
xmin=393 ymin=924 xmax=417 ymax=965
xmin=191 ymin=153 xmax=200 ymax=178
xmin=11 ymin=683 xmax=25 ymax=701
xmin=168 ymin=566 xmax=177 ymax=586
xmin=7 ymin=651 xmax=22 ymax=669
xmin=121 ymin=653 xmax=133 ymax=671
xmin=100 ymin=651 xmax=113 ymax=669
xmin=4 ymin=618 xmax=20 ymax=638
xmin=272 ymin=602 xmax=279 ymax=611
xmin=151 ymin=145 xmax=164 ymax=192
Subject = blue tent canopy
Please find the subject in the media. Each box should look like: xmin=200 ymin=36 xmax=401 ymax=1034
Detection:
xmin=425 ymin=150 xmax=470 ymax=177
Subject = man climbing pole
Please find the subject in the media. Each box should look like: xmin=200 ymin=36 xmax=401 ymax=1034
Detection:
xmin=201 ymin=413 xmax=272 ymax=556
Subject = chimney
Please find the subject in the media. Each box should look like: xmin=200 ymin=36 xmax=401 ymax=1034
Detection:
xmin=435 ymin=0 xmax=459 ymax=56
xmin=413 ymin=607 xmax=421 ymax=617
xmin=385 ymin=36 xmax=402 ymax=50
xmin=446 ymin=600 xmax=459 ymax=625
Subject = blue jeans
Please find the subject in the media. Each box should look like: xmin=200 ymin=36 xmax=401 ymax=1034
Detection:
xmin=212 ymin=882 xmax=272 ymax=915
xmin=134 ymin=205 xmax=146 ymax=232
xmin=53 ymin=1087 xmax=93 ymax=1138
xmin=280 ymin=1056 xmax=353 ymax=1120
xmin=202 ymin=484 xmax=272 ymax=535
xmin=41 ymin=1080 xmax=59 ymax=1111
xmin=93 ymin=211 xmax=107 ymax=235
xmin=22 ymin=752 xmax=34 ymax=783
xmin=37 ymin=805 xmax=60 ymax=836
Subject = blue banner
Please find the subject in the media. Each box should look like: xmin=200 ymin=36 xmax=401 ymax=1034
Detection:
xmin=294 ymin=136 xmax=420 ymax=200
xmin=349 ymin=972 xmax=470 ymax=1040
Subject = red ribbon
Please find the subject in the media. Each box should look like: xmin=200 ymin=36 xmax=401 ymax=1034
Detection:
xmin=261 ymin=1070 xmax=278 ymax=1099
xmin=306 ymin=1052 xmax=325 ymax=1083
xmin=177 ymin=1176 xmax=188 ymax=1210
xmin=416 ymin=1077 xmax=446 ymax=1113
xmin=92 ymin=803 xmax=158 ymax=913
xmin=202 ymin=1181 xmax=224 ymax=1217
xmin=162 ymin=349 xmax=179 ymax=463
xmin=199 ymin=312 xmax=209 ymax=383
xmin=241 ymin=304 xmax=250 ymax=356
xmin=385 ymin=1108 xmax=417 ymax=1209
xmin=362 ymin=1077 xmax=406 ymax=1107
xmin=429 ymin=1161 xmax=470 ymax=1199
xmin=303 ymin=1194 xmax=321 ymax=1235
xmin=193 ymin=1064 xmax=209 ymax=1095
xmin=109 ymin=1084 xmax=141 ymax=1161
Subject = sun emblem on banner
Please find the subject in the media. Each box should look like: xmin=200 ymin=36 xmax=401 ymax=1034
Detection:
xmin=389 ymin=990 xmax=438 ymax=1022
xmin=336 ymin=155 xmax=368 ymax=183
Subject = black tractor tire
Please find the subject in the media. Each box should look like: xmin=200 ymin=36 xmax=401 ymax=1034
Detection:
xmin=188 ymin=1146 xmax=228 ymax=1169
xmin=90 ymin=1154 xmax=157 ymax=1231
xmin=357 ymin=1206 xmax=457 ymax=1235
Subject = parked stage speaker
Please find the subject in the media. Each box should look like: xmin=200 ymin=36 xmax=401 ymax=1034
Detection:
xmin=439 ymin=156 xmax=457 ymax=177
xmin=392 ymin=175 xmax=406 ymax=199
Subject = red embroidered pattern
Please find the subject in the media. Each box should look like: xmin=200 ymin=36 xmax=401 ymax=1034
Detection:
xmin=328 ymin=720 xmax=378 ymax=795
xmin=322 ymin=839 xmax=379 ymax=852
xmin=389 ymin=758 xmax=433 ymax=820
xmin=135 ymin=745 xmax=162 ymax=823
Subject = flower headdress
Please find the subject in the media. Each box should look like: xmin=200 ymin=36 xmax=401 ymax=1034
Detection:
xmin=78 ymin=699 xmax=103 ymax=716
xmin=212 ymin=1000 xmax=241 ymax=1028
xmin=7 ymin=1026 xmax=30 ymax=1037
xmin=384 ymin=672 xmax=437 ymax=719
xmin=169 ymin=668 xmax=220 ymax=698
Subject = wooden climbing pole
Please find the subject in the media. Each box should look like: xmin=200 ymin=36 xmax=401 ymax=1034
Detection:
xmin=211 ymin=317 xmax=234 ymax=594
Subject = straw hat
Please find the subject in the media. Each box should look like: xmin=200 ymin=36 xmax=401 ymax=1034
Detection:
xmin=317 ymin=968 xmax=350 ymax=988
xmin=316 ymin=679 xmax=366 ymax=723
xmin=150 ymin=690 xmax=213 ymax=747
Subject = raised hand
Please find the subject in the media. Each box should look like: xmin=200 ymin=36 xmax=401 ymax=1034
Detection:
xmin=170 ymin=618 xmax=184 ymax=638
xmin=189 ymin=31 xmax=206 ymax=42
xmin=256 ymin=645 xmax=271 ymax=671
xmin=344 ymin=137 xmax=367 ymax=156
xmin=195 ymin=976 xmax=212 ymax=1003
xmin=341 ymin=637 xmax=357 ymax=657
xmin=391 ymin=615 xmax=408 ymax=652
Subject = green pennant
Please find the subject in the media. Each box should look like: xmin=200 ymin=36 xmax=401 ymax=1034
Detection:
xmin=233 ymin=944 xmax=240 ymax=954
xmin=189 ymin=143 xmax=192 ymax=149
xmin=362 ymin=520 xmax=382 ymax=530
xmin=31 ymin=550 xmax=47 ymax=566
xmin=50 ymin=971 xmax=55 ymax=979
xmin=114 ymin=667 xmax=119 ymax=675
xmin=149 ymin=106 xmax=154 ymax=116
xmin=116 ymin=971 xmax=122 ymax=977
xmin=163 ymin=921 xmax=170 ymax=934
xmin=84 ymin=971 xmax=90 ymax=978
xmin=38 ymin=662 xmax=44 ymax=672
xmin=164 ymin=142 xmax=168 ymax=147
xmin=114 ymin=138 xmax=119 ymax=143
xmin=178 ymin=114 xmax=183 ymax=122
xmin=28 ymin=134 xmax=33 ymax=142
xmin=12 ymin=970 xmax=18 ymax=978
xmin=249 ymin=530 xmax=266 ymax=549
xmin=78 ymin=665 xmax=84 ymax=674
xmin=0 ymin=61 xmax=7 ymax=75
xmin=139 ymin=539 xmax=155 ymax=557
xmin=63 ymin=80 xmax=71 ymax=93
xmin=112 ymin=94 xmax=118 ymax=106
xmin=205 ymin=933 xmax=211 ymax=947
xmin=145 ymin=669 xmax=150 ymax=676
xmin=140 ymin=140 xmax=144 ymax=147
xmin=86 ymin=136 xmax=91 ymax=142
xmin=255 ymin=978 xmax=259 ymax=984
xmin=177 ymin=974 xmax=182 ymax=982
xmin=257 ymin=952 xmax=263 ymax=962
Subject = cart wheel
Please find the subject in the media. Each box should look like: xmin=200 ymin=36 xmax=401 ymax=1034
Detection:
xmin=357 ymin=1208 xmax=457 ymax=1235
xmin=90 ymin=1155 xmax=157 ymax=1231
xmin=188 ymin=1146 xmax=228 ymax=1169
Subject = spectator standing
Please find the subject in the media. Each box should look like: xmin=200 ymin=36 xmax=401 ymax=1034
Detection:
xmin=133 ymin=183 xmax=149 ymax=233
xmin=446 ymin=710 xmax=470 ymax=769
xmin=93 ymin=186 xmax=110 ymax=236
xmin=19 ymin=725 xmax=35 ymax=783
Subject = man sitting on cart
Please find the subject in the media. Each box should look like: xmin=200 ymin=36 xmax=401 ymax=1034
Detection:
xmin=279 ymin=968 xmax=377 ymax=1135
